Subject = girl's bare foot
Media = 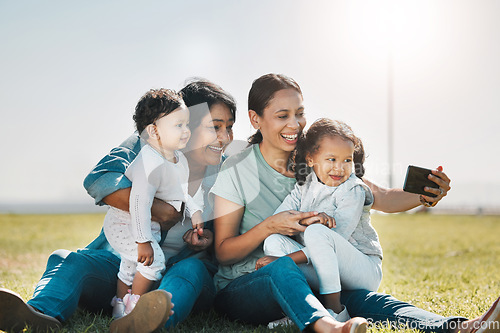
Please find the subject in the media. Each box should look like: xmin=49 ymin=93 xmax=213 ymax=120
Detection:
xmin=451 ymin=296 xmax=500 ymax=333
xmin=312 ymin=316 xmax=368 ymax=333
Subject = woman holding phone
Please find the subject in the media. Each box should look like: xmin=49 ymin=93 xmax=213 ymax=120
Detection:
xmin=210 ymin=73 xmax=499 ymax=333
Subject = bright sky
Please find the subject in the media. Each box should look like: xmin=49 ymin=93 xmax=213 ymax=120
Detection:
xmin=1 ymin=0 xmax=499 ymax=212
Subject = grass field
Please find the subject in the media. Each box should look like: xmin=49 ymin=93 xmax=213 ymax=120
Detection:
xmin=1 ymin=213 xmax=499 ymax=332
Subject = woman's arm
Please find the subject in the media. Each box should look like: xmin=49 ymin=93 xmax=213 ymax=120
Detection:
xmin=364 ymin=167 xmax=451 ymax=213
xmin=213 ymin=195 xmax=316 ymax=265
xmin=103 ymin=188 xmax=182 ymax=231
xmin=363 ymin=179 xmax=421 ymax=213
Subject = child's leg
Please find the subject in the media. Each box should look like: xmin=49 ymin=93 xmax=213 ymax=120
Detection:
xmin=263 ymin=233 xmax=320 ymax=290
xmin=131 ymin=273 xmax=155 ymax=295
xmin=134 ymin=239 xmax=165 ymax=295
xmin=324 ymin=293 xmax=343 ymax=314
xmin=303 ymin=224 xmax=383 ymax=312
xmin=125 ymin=239 xmax=165 ymax=315
xmin=103 ymin=211 xmax=137 ymax=295
xmin=117 ymin=279 xmax=130 ymax=299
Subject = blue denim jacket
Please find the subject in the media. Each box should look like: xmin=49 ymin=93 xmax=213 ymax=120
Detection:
xmin=83 ymin=134 xmax=221 ymax=274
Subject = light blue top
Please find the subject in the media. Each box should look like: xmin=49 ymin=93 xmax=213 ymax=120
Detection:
xmin=210 ymin=144 xmax=296 ymax=290
xmin=275 ymin=171 xmax=383 ymax=259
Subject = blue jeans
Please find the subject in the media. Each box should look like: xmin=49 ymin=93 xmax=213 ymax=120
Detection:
xmin=214 ymin=257 xmax=466 ymax=333
xmin=214 ymin=257 xmax=329 ymax=331
xmin=28 ymin=248 xmax=120 ymax=321
xmin=28 ymin=249 xmax=216 ymax=328
xmin=159 ymin=257 xmax=216 ymax=328
xmin=341 ymin=290 xmax=466 ymax=333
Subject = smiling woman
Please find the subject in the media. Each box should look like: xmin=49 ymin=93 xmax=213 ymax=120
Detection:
xmin=0 ymin=79 xmax=239 ymax=333
xmin=247 ymin=74 xmax=306 ymax=177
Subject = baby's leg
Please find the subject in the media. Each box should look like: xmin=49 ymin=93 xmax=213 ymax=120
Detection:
xmin=263 ymin=234 xmax=320 ymax=291
xmin=103 ymin=215 xmax=137 ymax=296
xmin=135 ymin=238 xmax=165 ymax=295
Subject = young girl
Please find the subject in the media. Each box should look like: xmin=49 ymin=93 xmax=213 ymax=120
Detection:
xmin=257 ymin=118 xmax=383 ymax=322
xmin=103 ymin=88 xmax=203 ymax=319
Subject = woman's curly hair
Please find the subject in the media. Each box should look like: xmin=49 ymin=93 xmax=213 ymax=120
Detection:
xmin=294 ymin=118 xmax=366 ymax=185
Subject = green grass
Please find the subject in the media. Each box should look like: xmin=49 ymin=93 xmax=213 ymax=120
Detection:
xmin=1 ymin=213 xmax=499 ymax=332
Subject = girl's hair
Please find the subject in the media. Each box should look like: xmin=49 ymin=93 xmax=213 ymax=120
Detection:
xmin=247 ymin=73 xmax=302 ymax=145
xmin=180 ymin=79 xmax=237 ymax=131
xmin=294 ymin=118 xmax=366 ymax=185
xmin=133 ymin=88 xmax=184 ymax=134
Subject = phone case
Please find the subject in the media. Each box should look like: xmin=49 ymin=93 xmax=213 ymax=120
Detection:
xmin=403 ymin=165 xmax=439 ymax=197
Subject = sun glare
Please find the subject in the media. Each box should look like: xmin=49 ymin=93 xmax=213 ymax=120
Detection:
xmin=346 ymin=1 xmax=438 ymax=60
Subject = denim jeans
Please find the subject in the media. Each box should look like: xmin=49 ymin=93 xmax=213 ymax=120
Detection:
xmin=159 ymin=257 xmax=216 ymax=328
xmin=341 ymin=290 xmax=466 ymax=333
xmin=214 ymin=257 xmax=466 ymax=333
xmin=28 ymin=248 xmax=120 ymax=321
xmin=214 ymin=256 xmax=329 ymax=331
xmin=28 ymin=249 xmax=216 ymax=328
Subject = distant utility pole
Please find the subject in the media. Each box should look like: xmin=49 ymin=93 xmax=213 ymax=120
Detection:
xmin=387 ymin=26 xmax=394 ymax=188
xmin=387 ymin=0 xmax=395 ymax=189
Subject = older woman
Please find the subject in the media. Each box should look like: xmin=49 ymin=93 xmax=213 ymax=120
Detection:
xmin=0 ymin=80 xmax=236 ymax=333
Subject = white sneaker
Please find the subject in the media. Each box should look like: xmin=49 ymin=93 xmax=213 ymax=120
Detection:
xmin=327 ymin=305 xmax=351 ymax=322
xmin=267 ymin=316 xmax=293 ymax=329
xmin=111 ymin=296 xmax=126 ymax=319
xmin=123 ymin=293 xmax=141 ymax=315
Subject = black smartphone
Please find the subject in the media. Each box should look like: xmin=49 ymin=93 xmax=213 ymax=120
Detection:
xmin=403 ymin=165 xmax=439 ymax=197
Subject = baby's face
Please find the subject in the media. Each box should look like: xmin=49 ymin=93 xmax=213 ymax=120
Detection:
xmin=154 ymin=105 xmax=191 ymax=152
xmin=307 ymin=135 xmax=354 ymax=187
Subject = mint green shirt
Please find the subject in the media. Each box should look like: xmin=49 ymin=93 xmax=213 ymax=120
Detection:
xmin=210 ymin=144 xmax=296 ymax=290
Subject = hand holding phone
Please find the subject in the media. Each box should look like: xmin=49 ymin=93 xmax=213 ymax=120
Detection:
xmin=403 ymin=165 xmax=440 ymax=197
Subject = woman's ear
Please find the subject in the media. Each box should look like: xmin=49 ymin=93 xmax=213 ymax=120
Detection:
xmin=145 ymin=124 xmax=159 ymax=140
xmin=248 ymin=110 xmax=260 ymax=130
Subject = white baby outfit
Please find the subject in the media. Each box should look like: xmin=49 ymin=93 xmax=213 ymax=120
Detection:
xmin=103 ymin=143 xmax=201 ymax=285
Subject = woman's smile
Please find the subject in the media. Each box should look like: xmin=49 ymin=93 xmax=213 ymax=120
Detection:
xmin=280 ymin=133 xmax=299 ymax=144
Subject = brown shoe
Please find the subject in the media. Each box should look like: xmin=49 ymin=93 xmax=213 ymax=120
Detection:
xmin=109 ymin=290 xmax=172 ymax=333
xmin=342 ymin=317 xmax=368 ymax=333
xmin=471 ymin=296 xmax=500 ymax=333
xmin=0 ymin=288 xmax=61 ymax=333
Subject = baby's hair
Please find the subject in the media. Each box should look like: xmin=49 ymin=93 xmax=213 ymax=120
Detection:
xmin=294 ymin=118 xmax=366 ymax=185
xmin=133 ymin=88 xmax=184 ymax=135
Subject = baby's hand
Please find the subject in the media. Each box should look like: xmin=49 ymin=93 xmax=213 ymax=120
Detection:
xmin=255 ymin=255 xmax=279 ymax=270
xmin=137 ymin=242 xmax=154 ymax=266
xmin=191 ymin=211 xmax=204 ymax=235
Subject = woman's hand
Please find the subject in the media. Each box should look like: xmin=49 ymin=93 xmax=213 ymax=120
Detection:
xmin=300 ymin=212 xmax=336 ymax=228
xmin=255 ymin=255 xmax=279 ymax=270
xmin=137 ymin=242 xmax=154 ymax=266
xmin=267 ymin=210 xmax=318 ymax=236
xmin=420 ymin=166 xmax=452 ymax=207
xmin=183 ymin=228 xmax=214 ymax=252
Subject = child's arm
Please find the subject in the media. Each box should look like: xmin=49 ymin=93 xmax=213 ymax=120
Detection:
xmin=190 ymin=210 xmax=204 ymax=234
xmin=185 ymin=194 xmax=204 ymax=233
xmin=137 ymin=242 xmax=155 ymax=266
xmin=274 ymin=182 xmax=303 ymax=214
xmin=127 ymin=158 xmax=163 ymax=247
xmin=275 ymin=183 xmax=333 ymax=228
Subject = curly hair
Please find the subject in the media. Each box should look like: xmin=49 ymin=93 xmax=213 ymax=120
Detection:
xmin=133 ymin=88 xmax=184 ymax=135
xmin=294 ymin=118 xmax=366 ymax=185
